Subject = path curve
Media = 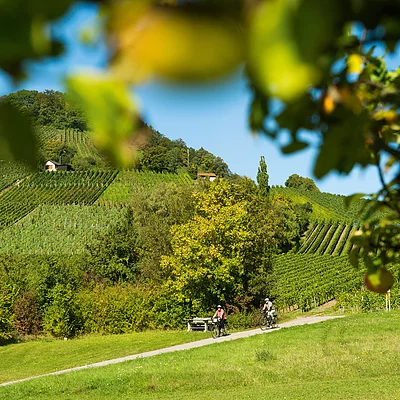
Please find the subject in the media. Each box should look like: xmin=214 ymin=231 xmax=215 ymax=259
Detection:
xmin=0 ymin=315 xmax=342 ymax=387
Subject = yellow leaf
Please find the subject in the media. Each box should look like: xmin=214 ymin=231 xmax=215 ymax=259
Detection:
xmin=111 ymin=7 xmax=244 ymax=82
xmin=347 ymin=54 xmax=364 ymax=74
xmin=322 ymin=95 xmax=335 ymax=114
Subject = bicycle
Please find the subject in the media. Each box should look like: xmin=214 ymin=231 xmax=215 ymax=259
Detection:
xmin=259 ymin=310 xmax=277 ymax=331
xmin=211 ymin=318 xmax=230 ymax=338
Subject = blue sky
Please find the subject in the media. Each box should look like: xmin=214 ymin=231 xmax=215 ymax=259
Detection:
xmin=0 ymin=2 xmax=395 ymax=196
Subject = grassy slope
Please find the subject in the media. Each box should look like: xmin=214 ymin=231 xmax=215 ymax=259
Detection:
xmin=0 ymin=331 xmax=204 ymax=384
xmin=1 ymin=313 xmax=399 ymax=399
xmin=272 ymin=187 xmax=338 ymax=220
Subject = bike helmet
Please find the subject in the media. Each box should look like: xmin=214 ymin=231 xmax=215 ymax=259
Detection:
xmin=265 ymin=298 xmax=269 ymax=302
xmin=217 ymin=305 xmax=222 ymax=308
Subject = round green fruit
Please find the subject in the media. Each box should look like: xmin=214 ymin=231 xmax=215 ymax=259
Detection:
xmin=364 ymin=267 xmax=394 ymax=293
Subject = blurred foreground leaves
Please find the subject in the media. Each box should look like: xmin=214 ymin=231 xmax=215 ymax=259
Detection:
xmin=66 ymin=74 xmax=140 ymax=167
xmin=1 ymin=0 xmax=400 ymax=288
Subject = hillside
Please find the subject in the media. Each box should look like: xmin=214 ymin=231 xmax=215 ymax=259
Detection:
xmin=37 ymin=126 xmax=107 ymax=169
xmin=297 ymin=221 xmax=357 ymax=256
xmin=97 ymin=169 xmax=194 ymax=206
xmin=0 ymin=89 xmax=397 ymax=343
xmin=272 ymin=185 xmax=388 ymax=223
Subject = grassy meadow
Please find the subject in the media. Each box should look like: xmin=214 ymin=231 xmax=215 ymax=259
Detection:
xmin=0 ymin=331 xmax=205 ymax=384
xmin=1 ymin=312 xmax=399 ymax=399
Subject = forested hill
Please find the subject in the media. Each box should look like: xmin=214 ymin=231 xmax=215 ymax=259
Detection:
xmin=1 ymin=89 xmax=231 ymax=177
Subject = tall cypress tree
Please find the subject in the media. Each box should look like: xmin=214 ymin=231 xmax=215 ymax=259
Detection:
xmin=257 ymin=156 xmax=270 ymax=196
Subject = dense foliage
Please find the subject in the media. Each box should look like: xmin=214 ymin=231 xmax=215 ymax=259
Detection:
xmin=285 ymin=174 xmax=319 ymax=192
xmin=139 ymin=129 xmax=231 ymax=177
xmin=2 ymin=90 xmax=87 ymax=131
xmin=161 ymin=179 xmax=311 ymax=314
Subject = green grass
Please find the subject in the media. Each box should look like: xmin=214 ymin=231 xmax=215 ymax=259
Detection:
xmin=1 ymin=312 xmax=399 ymax=399
xmin=271 ymin=187 xmax=338 ymax=220
xmin=0 ymin=330 xmax=205 ymax=384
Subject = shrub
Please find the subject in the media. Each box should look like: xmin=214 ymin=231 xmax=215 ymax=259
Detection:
xmin=227 ymin=311 xmax=256 ymax=330
xmin=0 ymin=283 xmax=18 ymax=342
xmin=78 ymin=284 xmax=156 ymax=334
xmin=13 ymin=289 xmax=42 ymax=335
xmin=43 ymin=284 xmax=81 ymax=338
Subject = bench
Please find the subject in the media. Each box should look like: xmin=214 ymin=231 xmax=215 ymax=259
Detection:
xmin=186 ymin=317 xmax=212 ymax=332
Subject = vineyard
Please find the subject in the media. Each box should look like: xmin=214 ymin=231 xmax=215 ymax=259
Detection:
xmin=37 ymin=126 xmax=106 ymax=165
xmin=272 ymin=254 xmax=363 ymax=311
xmin=297 ymin=221 xmax=358 ymax=256
xmin=0 ymin=204 xmax=127 ymax=255
xmin=0 ymin=170 xmax=117 ymax=228
xmin=97 ymin=169 xmax=194 ymax=205
xmin=0 ymin=161 xmax=32 ymax=192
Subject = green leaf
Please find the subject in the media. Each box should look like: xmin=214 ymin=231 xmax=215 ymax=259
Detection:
xmin=349 ymin=247 xmax=359 ymax=269
xmin=0 ymin=0 xmax=73 ymax=77
xmin=66 ymin=73 xmax=140 ymax=168
xmin=345 ymin=193 xmax=367 ymax=207
xmin=281 ymin=140 xmax=308 ymax=154
xmin=111 ymin=4 xmax=244 ymax=82
xmin=248 ymin=0 xmax=318 ymax=101
xmin=0 ymin=102 xmax=37 ymax=168
xmin=314 ymin=111 xmax=371 ymax=179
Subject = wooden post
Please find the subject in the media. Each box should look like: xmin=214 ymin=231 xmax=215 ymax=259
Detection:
xmin=386 ymin=290 xmax=391 ymax=312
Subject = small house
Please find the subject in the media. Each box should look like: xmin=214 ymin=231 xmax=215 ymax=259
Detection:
xmin=197 ymin=172 xmax=217 ymax=182
xmin=45 ymin=160 xmax=74 ymax=171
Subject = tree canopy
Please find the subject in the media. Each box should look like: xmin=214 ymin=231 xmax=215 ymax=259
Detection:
xmin=285 ymin=174 xmax=319 ymax=192
xmin=257 ymin=156 xmax=270 ymax=196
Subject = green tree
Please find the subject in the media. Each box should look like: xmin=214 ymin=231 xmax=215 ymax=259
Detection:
xmin=161 ymin=186 xmax=254 ymax=312
xmin=160 ymin=179 xmax=300 ymax=313
xmin=285 ymin=174 xmax=319 ymax=192
xmin=131 ymin=182 xmax=196 ymax=281
xmin=87 ymin=208 xmax=141 ymax=283
xmin=43 ymin=140 xmax=76 ymax=164
xmin=141 ymin=146 xmax=169 ymax=173
xmin=257 ymin=156 xmax=270 ymax=196
xmin=0 ymin=283 xmax=18 ymax=341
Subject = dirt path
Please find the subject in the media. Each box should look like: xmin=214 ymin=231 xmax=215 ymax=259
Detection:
xmin=0 ymin=315 xmax=343 ymax=387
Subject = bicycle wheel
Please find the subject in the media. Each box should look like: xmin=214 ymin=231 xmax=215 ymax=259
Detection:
xmin=259 ymin=315 xmax=268 ymax=331
xmin=223 ymin=322 xmax=230 ymax=336
xmin=212 ymin=324 xmax=220 ymax=339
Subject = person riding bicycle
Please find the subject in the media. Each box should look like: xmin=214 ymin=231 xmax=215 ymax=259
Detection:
xmin=262 ymin=297 xmax=276 ymax=323
xmin=213 ymin=305 xmax=227 ymax=332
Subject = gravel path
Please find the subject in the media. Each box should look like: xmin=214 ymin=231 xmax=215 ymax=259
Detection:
xmin=0 ymin=315 xmax=342 ymax=387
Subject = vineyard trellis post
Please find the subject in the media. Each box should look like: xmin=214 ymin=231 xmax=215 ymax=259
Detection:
xmin=386 ymin=290 xmax=391 ymax=312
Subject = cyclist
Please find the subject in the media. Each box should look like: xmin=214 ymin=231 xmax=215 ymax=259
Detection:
xmin=213 ymin=304 xmax=227 ymax=333
xmin=262 ymin=297 xmax=276 ymax=325
xmin=262 ymin=297 xmax=274 ymax=312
